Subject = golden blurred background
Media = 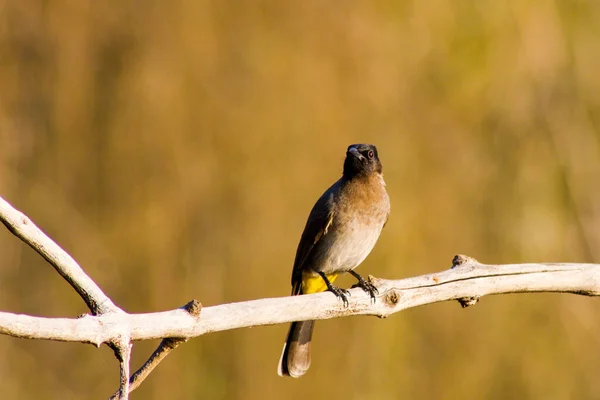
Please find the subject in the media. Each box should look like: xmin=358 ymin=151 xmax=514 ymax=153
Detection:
xmin=1 ymin=0 xmax=600 ymax=399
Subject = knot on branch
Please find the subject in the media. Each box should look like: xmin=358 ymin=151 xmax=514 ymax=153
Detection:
xmin=451 ymin=255 xmax=481 ymax=308
xmin=457 ymin=296 xmax=480 ymax=308
xmin=451 ymin=254 xmax=478 ymax=269
xmin=384 ymin=290 xmax=400 ymax=307
xmin=182 ymin=299 xmax=202 ymax=318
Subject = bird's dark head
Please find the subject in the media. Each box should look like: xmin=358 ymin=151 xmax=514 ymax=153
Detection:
xmin=343 ymin=144 xmax=383 ymax=178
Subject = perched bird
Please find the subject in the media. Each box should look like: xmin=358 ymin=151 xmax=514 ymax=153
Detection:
xmin=277 ymin=143 xmax=390 ymax=378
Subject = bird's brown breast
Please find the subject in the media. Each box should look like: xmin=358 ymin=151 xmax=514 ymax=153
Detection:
xmin=314 ymin=173 xmax=390 ymax=274
xmin=336 ymin=174 xmax=389 ymax=225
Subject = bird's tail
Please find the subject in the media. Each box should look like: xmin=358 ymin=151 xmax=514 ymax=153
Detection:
xmin=277 ymin=281 xmax=315 ymax=378
xmin=277 ymin=320 xmax=315 ymax=378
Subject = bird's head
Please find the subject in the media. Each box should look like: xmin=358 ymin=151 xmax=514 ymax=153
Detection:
xmin=343 ymin=144 xmax=383 ymax=178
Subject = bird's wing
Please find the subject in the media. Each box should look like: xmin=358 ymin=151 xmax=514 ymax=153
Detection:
xmin=290 ymin=185 xmax=337 ymax=289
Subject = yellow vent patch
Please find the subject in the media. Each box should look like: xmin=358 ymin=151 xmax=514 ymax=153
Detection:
xmin=301 ymin=271 xmax=340 ymax=294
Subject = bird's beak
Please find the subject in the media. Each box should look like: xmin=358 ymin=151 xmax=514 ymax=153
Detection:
xmin=348 ymin=147 xmax=365 ymax=161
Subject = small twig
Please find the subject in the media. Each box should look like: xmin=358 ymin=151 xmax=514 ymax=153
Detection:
xmin=0 ymin=196 xmax=121 ymax=315
xmin=109 ymin=300 xmax=202 ymax=399
xmin=112 ymin=335 xmax=132 ymax=400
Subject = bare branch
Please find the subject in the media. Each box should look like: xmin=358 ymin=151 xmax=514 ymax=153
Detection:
xmin=0 ymin=196 xmax=121 ymax=315
xmin=113 ymin=335 xmax=132 ymax=400
xmin=1 ymin=258 xmax=599 ymax=347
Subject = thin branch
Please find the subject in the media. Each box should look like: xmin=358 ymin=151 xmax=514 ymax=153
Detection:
xmin=0 ymin=196 xmax=121 ymax=315
xmin=113 ymin=336 xmax=132 ymax=400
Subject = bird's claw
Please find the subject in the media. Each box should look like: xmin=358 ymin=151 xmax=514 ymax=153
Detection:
xmin=352 ymin=280 xmax=379 ymax=303
xmin=329 ymin=286 xmax=351 ymax=307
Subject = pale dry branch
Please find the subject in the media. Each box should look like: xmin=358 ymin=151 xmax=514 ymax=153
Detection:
xmin=114 ymin=335 xmax=132 ymax=400
xmin=0 ymin=196 xmax=121 ymax=315
xmin=1 ymin=257 xmax=600 ymax=345
xmin=1 ymin=195 xmax=600 ymax=399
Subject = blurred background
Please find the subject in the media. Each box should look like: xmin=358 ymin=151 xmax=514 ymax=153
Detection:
xmin=1 ymin=0 xmax=600 ymax=399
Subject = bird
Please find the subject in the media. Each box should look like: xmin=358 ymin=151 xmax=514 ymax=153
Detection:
xmin=277 ymin=143 xmax=390 ymax=378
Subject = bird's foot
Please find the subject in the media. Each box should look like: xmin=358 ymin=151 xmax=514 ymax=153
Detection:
xmin=316 ymin=271 xmax=351 ymax=307
xmin=328 ymin=285 xmax=351 ymax=307
xmin=350 ymin=272 xmax=379 ymax=303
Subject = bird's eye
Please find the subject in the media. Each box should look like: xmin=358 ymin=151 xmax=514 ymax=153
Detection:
xmin=367 ymin=150 xmax=374 ymax=159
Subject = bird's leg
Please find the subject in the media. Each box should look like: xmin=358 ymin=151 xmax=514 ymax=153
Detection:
xmin=349 ymin=270 xmax=378 ymax=302
xmin=316 ymin=271 xmax=350 ymax=307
